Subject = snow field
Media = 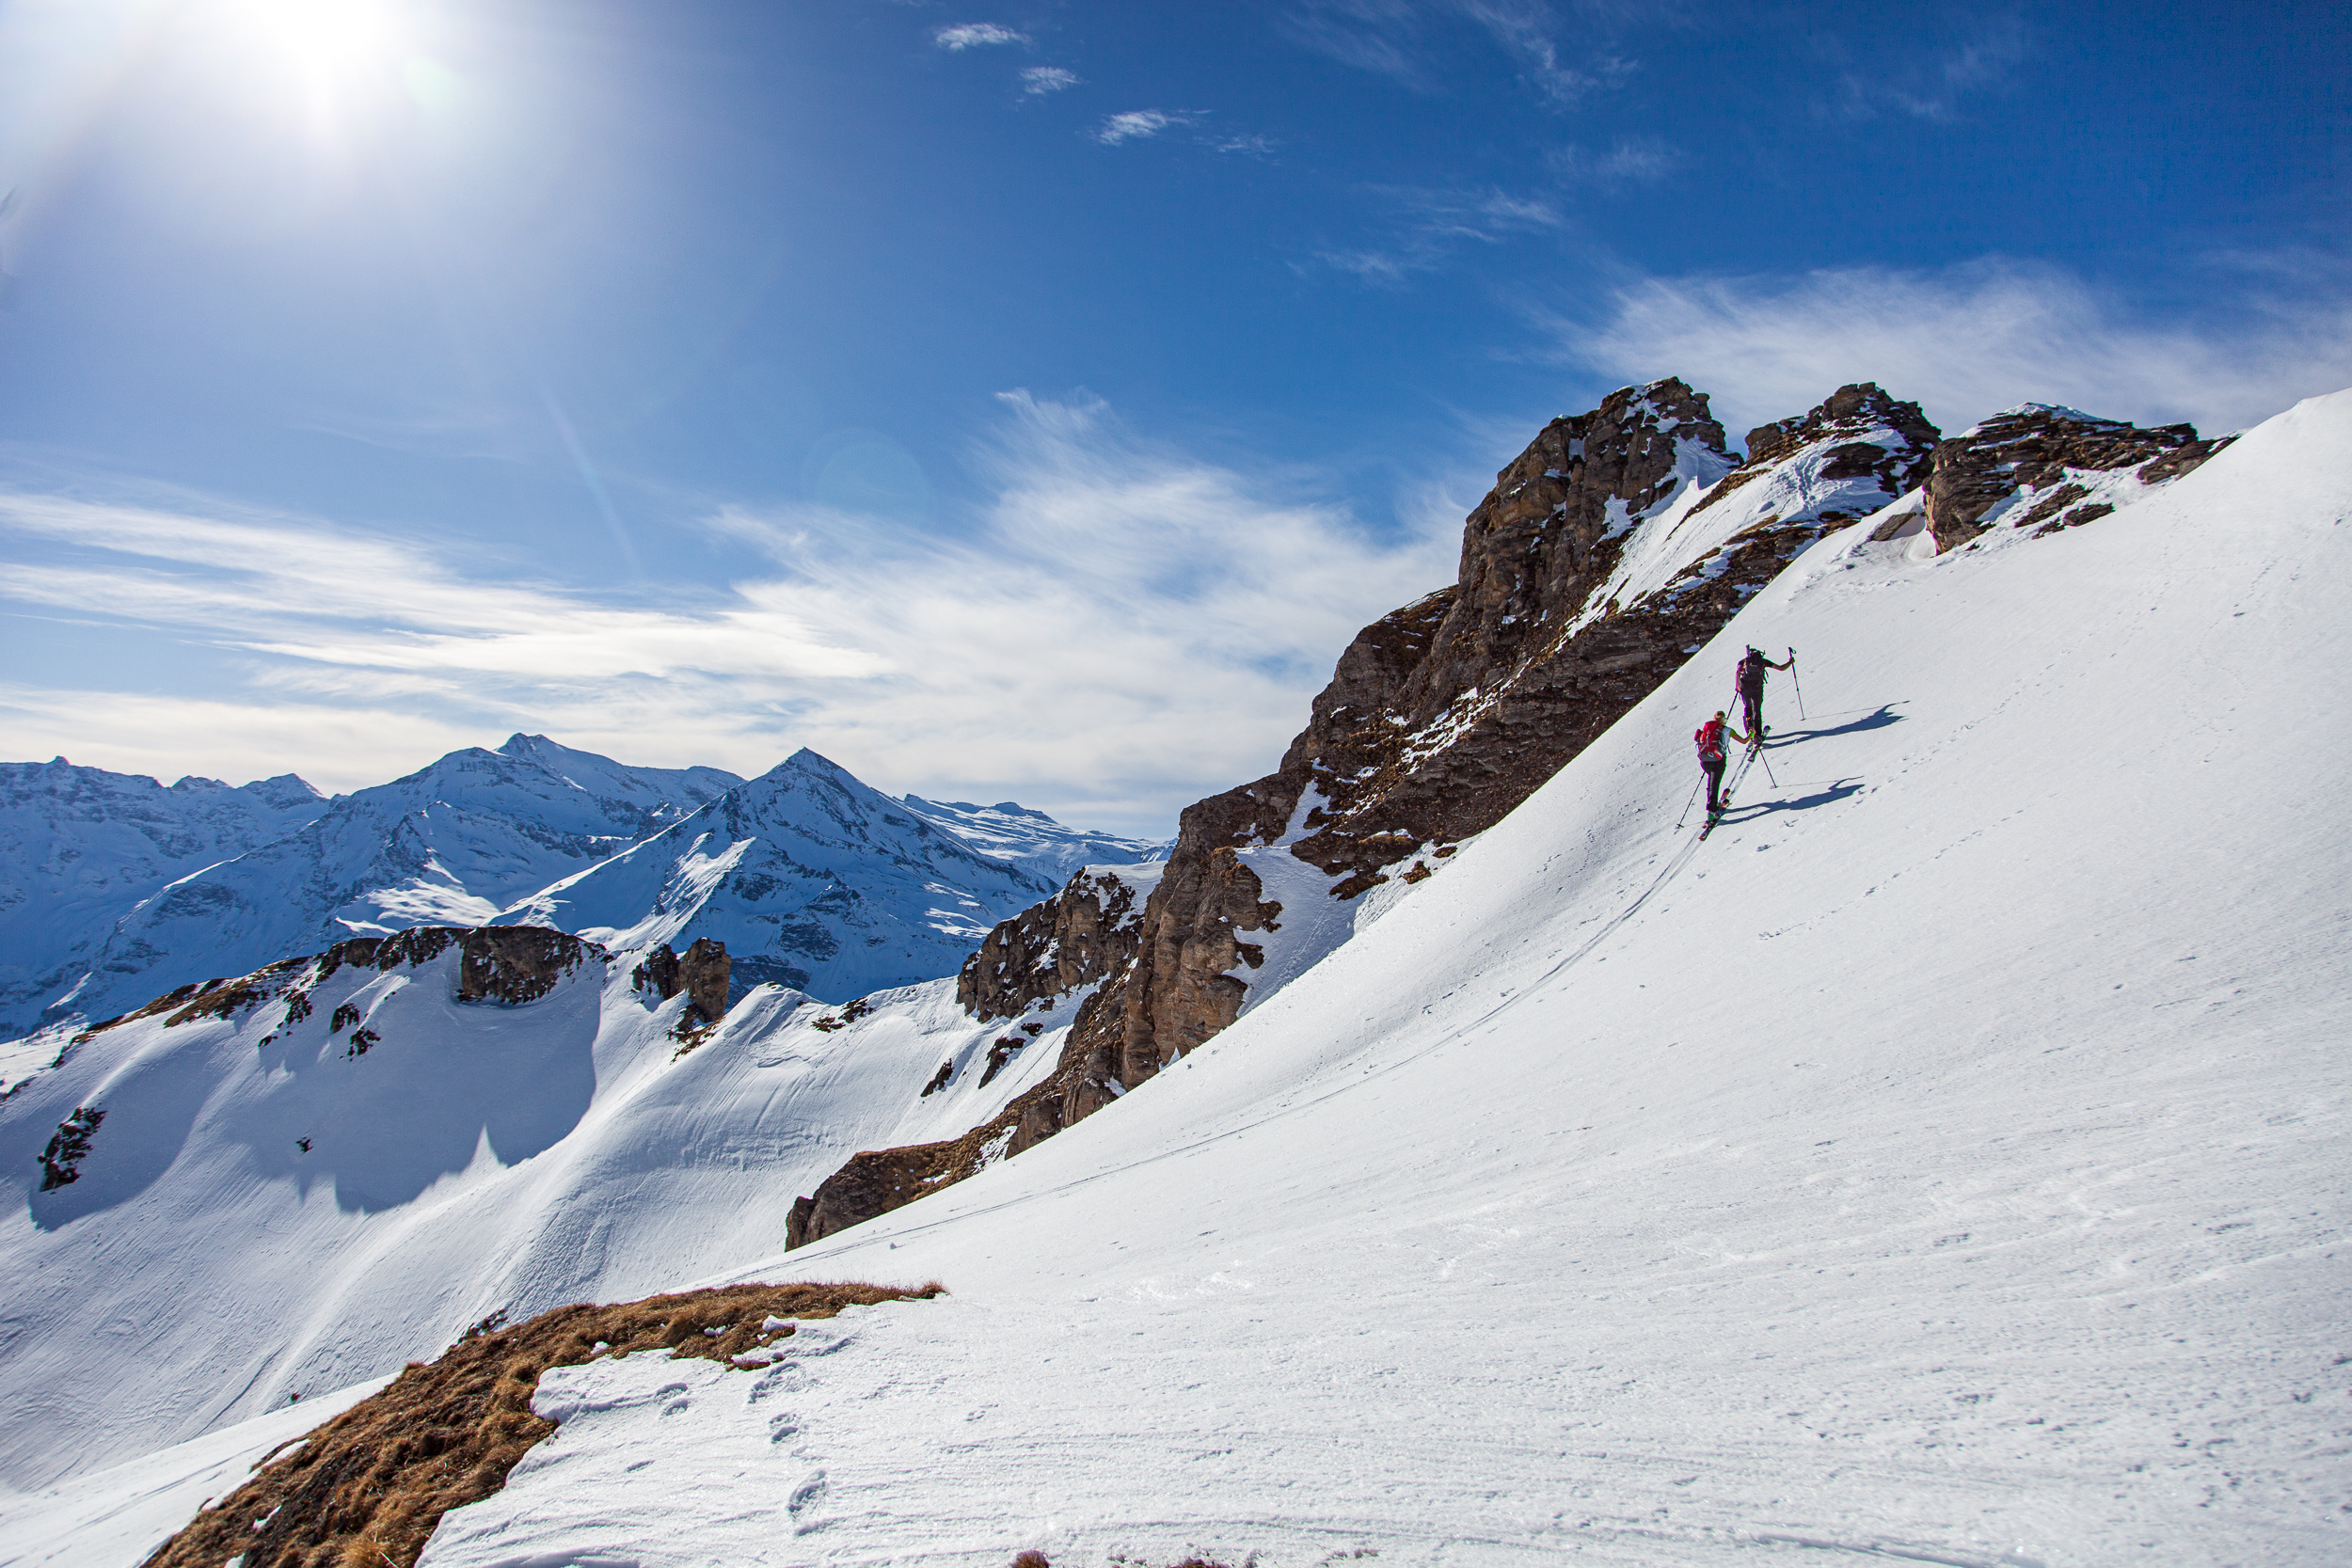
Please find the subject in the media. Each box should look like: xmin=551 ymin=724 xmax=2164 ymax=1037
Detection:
xmin=408 ymin=395 xmax=2351 ymax=1566
xmin=0 ymin=1377 xmax=388 ymax=1568
xmin=0 ymin=944 xmax=1088 ymax=1496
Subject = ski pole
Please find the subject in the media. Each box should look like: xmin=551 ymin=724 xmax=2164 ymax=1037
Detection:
xmin=1755 ymin=744 xmax=1779 ymax=788
xmin=1676 ymin=776 xmax=1703 ymax=830
xmin=1788 ymin=648 xmax=1805 ymax=721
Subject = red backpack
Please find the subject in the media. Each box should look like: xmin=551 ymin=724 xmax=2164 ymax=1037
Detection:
xmin=1694 ymin=718 xmax=1725 ymax=761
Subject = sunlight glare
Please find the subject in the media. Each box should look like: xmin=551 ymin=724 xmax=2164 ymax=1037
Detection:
xmin=218 ymin=0 xmax=411 ymax=131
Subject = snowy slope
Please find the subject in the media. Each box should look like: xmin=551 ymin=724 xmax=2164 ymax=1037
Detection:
xmin=504 ymin=750 xmax=1060 ymax=1003
xmin=900 ymin=795 xmax=1169 ymax=883
xmin=0 ymin=924 xmax=1094 ymax=1494
xmin=0 ymin=761 xmax=324 ymax=1040
xmin=58 ymin=735 xmax=739 ymax=1029
xmin=380 ymin=393 xmax=2349 ymax=1567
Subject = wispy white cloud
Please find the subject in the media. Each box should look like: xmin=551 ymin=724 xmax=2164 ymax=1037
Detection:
xmin=1546 ymin=256 xmax=2352 ymax=441
xmin=1548 ymin=135 xmax=1682 ymax=187
xmin=934 ymin=23 xmax=1028 ymax=51
xmin=1820 ymin=16 xmax=2026 ymax=122
xmin=1314 ymin=184 xmax=1564 ymax=284
xmin=0 ymin=399 xmax=1456 ymax=830
xmin=1283 ymin=0 xmax=1631 ymax=105
xmin=1020 ymin=66 xmax=1079 ymax=95
xmin=1094 ymin=109 xmax=1200 ymax=145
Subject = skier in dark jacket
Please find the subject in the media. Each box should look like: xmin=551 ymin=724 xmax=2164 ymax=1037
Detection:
xmin=1693 ymin=710 xmax=1752 ymax=816
xmin=1734 ymin=646 xmax=1792 ymax=744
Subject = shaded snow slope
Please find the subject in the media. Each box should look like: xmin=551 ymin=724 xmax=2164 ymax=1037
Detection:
xmin=58 ymin=735 xmax=739 ymax=1029
xmin=0 ymin=931 xmax=1066 ymax=1492
xmin=0 ymin=761 xmax=324 ymax=1038
xmin=899 ymin=794 xmax=1169 ymax=883
xmin=0 ymin=1375 xmax=388 ymax=1568
xmin=409 ymin=394 xmax=2350 ymax=1567
xmin=505 ymin=749 xmax=1058 ymax=1003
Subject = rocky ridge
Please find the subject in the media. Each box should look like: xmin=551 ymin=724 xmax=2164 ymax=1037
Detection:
xmin=783 ymin=384 xmax=2241 ymax=1251
xmin=1924 ymin=404 xmax=2234 ymax=551
xmin=784 ymin=377 xmax=1951 ymax=1248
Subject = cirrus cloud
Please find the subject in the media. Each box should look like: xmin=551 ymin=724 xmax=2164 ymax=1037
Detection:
xmin=1094 ymin=109 xmax=1198 ymax=145
xmin=934 ymin=23 xmax=1027 ymax=51
xmin=0 ymin=397 xmax=1456 ymax=830
xmin=1549 ymin=256 xmax=2352 ymax=441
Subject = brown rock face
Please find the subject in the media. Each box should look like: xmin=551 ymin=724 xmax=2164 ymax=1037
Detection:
xmin=67 ymin=927 xmax=609 ymax=1065
xmin=457 ymin=927 xmax=599 ymax=1006
xmin=957 ymin=866 xmax=1152 ymax=1022
xmin=630 ymin=937 xmax=732 ymax=1025
xmin=1925 ymin=404 xmax=2233 ymax=552
xmin=784 ymin=379 xmax=1945 ymax=1251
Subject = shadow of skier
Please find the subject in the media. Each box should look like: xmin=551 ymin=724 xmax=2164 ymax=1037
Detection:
xmin=1763 ymin=704 xmax=1905 ymax=748
xmin=1720 ymin=777 xmax=1866 ymax=821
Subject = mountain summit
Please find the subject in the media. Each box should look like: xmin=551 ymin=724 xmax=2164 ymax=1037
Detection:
xmin=503 ymin=749 xmax=1062 ymax=1001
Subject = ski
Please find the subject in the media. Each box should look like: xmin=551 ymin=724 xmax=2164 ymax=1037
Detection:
xmin=1700 ymin=800 xmax=1729 ymax=839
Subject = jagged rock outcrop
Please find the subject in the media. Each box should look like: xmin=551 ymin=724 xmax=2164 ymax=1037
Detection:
xmin=957 ymin=866 xmax=1152 ymax=1022
xmin=630 ymin=937 xmax=732 ymax=1025
xmin=1925 ymin=404 xmax=2234 ymax=552
xmin=785 ymin=379 xmax=1947 ymax=1251
xmin=72 ymin=926 xmax=610 ymax=1046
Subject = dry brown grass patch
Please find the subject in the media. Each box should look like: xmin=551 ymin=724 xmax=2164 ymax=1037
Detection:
xmin=143 ymin=1279 xmax=944 ymax=1568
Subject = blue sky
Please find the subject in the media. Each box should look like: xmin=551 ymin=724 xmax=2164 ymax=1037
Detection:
xmin=1 ymin=0 xmax=2344 ymax=831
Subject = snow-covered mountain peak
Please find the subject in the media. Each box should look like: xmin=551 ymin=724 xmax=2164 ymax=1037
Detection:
xmin=900 ymin=793 xmax=1170 ymax=884
xmin=501 ymin=750 xmax=1059 ymax=1003
xmin=44 ymin=742 xmax=746 ymax=1031
xmin=0 ymin=760 xmax=331 ymax=1037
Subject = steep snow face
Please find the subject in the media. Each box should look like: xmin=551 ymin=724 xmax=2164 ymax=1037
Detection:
xmin=505 ymin=750 xmax=1059 ymax=1003
xmin=898 ymin=795 xmax=1169 ymax=883
xmin=0 ymin=762 xmax=324 ymax=1038
xmin=398 ymin=394 xmax=2347 ymax=1566
xmin=0 ymin=925 xmax=1058 ymax=1493
xmin=52 ymin=736 xmax=739 ymax=1031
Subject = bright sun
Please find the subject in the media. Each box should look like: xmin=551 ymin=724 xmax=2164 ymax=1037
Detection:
xmin=217 ymin=0 xmax=411 ymax=122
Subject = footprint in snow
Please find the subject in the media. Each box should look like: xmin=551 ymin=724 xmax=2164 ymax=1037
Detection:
xmin=788 ymin=1470 xmax=828 ymax=1528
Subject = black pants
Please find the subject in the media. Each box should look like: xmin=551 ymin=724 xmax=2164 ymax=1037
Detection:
xmin=1702 ymin=754 xmax=1726 ymax=812
xmin=1740 ymin=686 xmax=1766 ymax=739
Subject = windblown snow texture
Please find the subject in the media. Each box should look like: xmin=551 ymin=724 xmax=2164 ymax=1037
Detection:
xmin=54 ymin=734 xmax=739 ymax=1031
xmin=0 ymin=761 xmax=325 ymax=1038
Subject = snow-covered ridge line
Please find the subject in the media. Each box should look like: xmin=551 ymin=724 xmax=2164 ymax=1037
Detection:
xmin=6 ymin=735 xmax=1150 ymax=1042
xmin=0 ymin=759 xmax=328 ymax=1039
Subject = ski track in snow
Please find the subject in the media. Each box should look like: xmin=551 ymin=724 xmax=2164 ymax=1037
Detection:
xmin=10 ymin=394 xmax=2352 ymax=1568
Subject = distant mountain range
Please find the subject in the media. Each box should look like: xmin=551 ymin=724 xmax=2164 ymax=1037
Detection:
xmin=0 ymin=736 xmax=1167 ymax=1038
